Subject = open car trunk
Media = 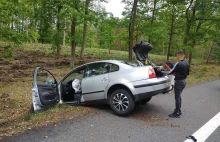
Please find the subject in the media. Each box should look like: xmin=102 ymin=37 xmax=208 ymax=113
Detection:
xmin=132 ymin=41 xmax=164 ymax=77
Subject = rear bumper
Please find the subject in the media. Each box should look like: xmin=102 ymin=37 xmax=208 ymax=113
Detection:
xmin=134 ymin=86 xmax=170 ymax=101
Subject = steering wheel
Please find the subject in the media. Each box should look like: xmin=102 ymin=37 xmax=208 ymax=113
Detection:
xmin=66 ymin=80 xmax=73 ymax=88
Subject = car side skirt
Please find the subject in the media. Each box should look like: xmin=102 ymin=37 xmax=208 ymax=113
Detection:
xmin=83 ymin=99 xmax=109 ymax=105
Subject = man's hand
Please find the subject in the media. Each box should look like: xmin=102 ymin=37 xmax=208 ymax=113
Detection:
xmin=157 ymin=68 xmax=161 ymax=71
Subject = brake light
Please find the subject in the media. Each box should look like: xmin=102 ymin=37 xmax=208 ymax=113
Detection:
xmin=148 ymin=67 xmax=156 ymax=79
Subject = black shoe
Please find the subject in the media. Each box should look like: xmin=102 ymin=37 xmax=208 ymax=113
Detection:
xmin=169 ymin=112 xmax=181 ymax=118
xmin=179 ymin=110 xmax=182 ymax=115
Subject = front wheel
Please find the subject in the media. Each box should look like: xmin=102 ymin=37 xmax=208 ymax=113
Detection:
xmin=109 ymin=89 xmax=135 ymax=116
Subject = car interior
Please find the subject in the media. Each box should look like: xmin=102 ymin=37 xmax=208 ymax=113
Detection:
xmin=61 ymin=63 xmax=110 ymax=103
xmin=61 ymin=66 xmax=87 ymax=102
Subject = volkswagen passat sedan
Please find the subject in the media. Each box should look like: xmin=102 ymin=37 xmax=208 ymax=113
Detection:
xmin=32 ymin=42 xmax=171 ymax=116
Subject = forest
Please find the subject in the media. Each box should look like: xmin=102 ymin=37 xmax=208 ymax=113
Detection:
xmin=0 ymin=0 xmax=219 ymax=67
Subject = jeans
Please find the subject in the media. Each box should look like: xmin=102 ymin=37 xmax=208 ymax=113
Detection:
xmin=174 ymin=80 xmax=186 ymax=112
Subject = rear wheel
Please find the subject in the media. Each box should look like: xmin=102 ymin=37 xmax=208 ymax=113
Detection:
xmin=139 ymin=97 xmax=152 ymax=105
xmin=110 ymin=89 xmax=135 ymax=116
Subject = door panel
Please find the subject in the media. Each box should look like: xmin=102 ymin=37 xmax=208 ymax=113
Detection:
xmin=38 ymin=84 xmax=58 ymax=106
xmin=82 ymin=63 xmax=110 ymax=101
xmin=32 ymin=67 xmax=59 ymax=111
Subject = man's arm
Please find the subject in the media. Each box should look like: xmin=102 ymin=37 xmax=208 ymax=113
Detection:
xmin=162 ymin=62 xmax=179 ymax=75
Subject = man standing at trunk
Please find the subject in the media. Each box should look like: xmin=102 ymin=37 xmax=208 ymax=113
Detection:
xmin=163 ymin=51 xmax=189 ymax=118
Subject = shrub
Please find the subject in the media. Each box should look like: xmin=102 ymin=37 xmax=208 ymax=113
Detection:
xmin=0 ymin=45 xmax=13 ymax=58
xmin=202 ymin=66 xmax=208 ymax=72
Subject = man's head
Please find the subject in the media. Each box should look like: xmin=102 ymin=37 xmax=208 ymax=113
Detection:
xmin=176 ymin=50 xmax=185 ymax=61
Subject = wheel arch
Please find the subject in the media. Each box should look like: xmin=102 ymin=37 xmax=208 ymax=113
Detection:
xmin=107 ymin=84 xmax=134 ymax=103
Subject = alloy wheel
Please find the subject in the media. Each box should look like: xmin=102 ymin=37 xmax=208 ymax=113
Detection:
xmin=113 ymin=93 xmax=129 ymax=111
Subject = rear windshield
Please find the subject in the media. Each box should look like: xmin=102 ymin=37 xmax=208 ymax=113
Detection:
xmin=120 ymin=61 xmax=139 ymax=67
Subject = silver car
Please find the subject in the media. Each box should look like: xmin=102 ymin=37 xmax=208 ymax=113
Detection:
xmin=32 ymin=42 xmax=171 ymax=116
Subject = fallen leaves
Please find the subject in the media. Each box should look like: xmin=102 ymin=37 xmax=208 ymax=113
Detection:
xmin=1 ymin=92 xmax=12 ymax=98
xmin=44 ymin=135 xmax=48 ymax=138
xmin=170 ymin=124 xmax=180 ymax=128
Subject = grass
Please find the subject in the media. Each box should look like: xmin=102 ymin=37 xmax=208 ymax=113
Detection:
xmin=24 ymin=43 xmax=206 ymax=64
xmin=186 ymin=65 xmax=220 ymax=85
xmin=0 ymin=43 xmax=219 ymax=137
xmin=0 ymin=81 xmax=94 ymax=136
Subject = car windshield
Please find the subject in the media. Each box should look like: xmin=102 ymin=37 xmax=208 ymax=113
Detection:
xmin=119 ymin=61 xmax=139 ymax=67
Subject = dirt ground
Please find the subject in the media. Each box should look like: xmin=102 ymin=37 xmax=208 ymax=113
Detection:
xmin=0 ymin=48 xmax=100 ymax=137
xmin=0 ymin=48 xmax=100 ymax=82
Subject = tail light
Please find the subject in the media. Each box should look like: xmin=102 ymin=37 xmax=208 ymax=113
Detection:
xmin=148 ymin=67 xmax=156 ymax=79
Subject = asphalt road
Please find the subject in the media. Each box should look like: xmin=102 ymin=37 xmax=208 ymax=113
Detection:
xmin=3 ymin=80 xmax=220 ymax=142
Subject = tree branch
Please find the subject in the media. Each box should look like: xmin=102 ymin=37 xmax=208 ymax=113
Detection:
xmin=186 ymin=0 xmax=194 ymax=23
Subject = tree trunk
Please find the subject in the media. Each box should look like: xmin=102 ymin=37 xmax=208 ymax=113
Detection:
xmin=148 ymin=0 xmax=157 ymax=43
xmin=206 ymin=41 xmax=215 ymax=64
xmin=71 ymin=17 xmax=77 ymax=68
xmin=188 ymin=21 xmax=202 ymax=65
xmin=11 ymin=16 xmax=14 ymax=30
xmin=167 ymin=5 xmax=175 ymax=62
xmin=21 ymin=16 xmax=24 ymax=32
xmin=56 ymin=6 xmax=62 ymax=59
xmin=26 ymin=18 xmax=29 ymax=37
xmin=99 ymin=27 xmax=102 ymax=48
xmin=183 ymin=23 xmax=190 ymax=58
xmin=129 ymin=0 xmax=138 ymax=61
xmin=184 ymin=0 xmax=195 ymax=59
xmin=80 ymin=0 xmax=90 ymax=58
xmin=63 ymin=18 xmax=66 ymax=47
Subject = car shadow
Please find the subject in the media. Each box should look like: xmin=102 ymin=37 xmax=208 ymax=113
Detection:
xmin=81 ymin=102 xmax=169 ymax=120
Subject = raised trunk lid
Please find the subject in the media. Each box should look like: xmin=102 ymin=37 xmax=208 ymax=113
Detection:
xmin=132 ymin=41 xmax=153 ymax=62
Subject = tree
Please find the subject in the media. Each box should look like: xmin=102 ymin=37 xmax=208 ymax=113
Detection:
xmin=70 ymin=0 xmax=80 ymax=68
xmin=183 ymin=0 xmax=219 ymax=65
xmin=80 ymin=0 xmax=90 ymax=58
xmin=129 ymin=0 xmax=138 ymax=61
xmin=55 ymin=1 xmax=63 ymax=58
xmin=148 ymin=0 xmax=158 ymax=43
xmin=163 ymin=0 xmax=185 ymax=61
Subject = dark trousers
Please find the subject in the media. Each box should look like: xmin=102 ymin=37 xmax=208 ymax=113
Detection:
xmin=174 ymin=80 xmax=186 ymax=112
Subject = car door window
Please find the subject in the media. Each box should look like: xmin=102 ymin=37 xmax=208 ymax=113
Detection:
xmin=87 ymin=63 xmax=109 ymax=77
xmin=62 ymin=66 xmax=87 ymax=84
xmin=37 ymin=69 xmax=56 ymax=85
xmin=109 ymin=63 xmax=119 ymax=72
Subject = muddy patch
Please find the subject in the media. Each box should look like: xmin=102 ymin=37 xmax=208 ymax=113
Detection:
xmin=0 ymin=48 xmax=100 ymax=83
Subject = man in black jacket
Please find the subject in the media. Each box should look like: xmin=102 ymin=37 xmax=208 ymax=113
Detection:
xmin=163 ymin=51 xmax=189 ymax=118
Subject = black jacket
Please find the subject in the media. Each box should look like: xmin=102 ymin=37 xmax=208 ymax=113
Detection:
xmin=168 ymin=60 xmax=189 ymax=80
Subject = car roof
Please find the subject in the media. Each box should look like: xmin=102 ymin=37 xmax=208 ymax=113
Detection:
xmin=84 ymin=60 xmax=122 ymax=65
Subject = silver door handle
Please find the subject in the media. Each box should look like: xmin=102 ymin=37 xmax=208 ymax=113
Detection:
xmin=102 ymin=78 xmax=108 ymax=81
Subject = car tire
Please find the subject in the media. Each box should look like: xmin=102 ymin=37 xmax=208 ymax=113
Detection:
xmin=139 ymin=97 xmax=152 ymax=105
xmin=110 ymin=89 xmax=135 ymax=116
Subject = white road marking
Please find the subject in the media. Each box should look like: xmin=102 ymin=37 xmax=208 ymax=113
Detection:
xmin=184 ymin=112 xmax=220 ymax=142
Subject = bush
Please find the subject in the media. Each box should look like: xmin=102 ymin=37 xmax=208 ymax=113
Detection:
xmin=0 ymin=45 xmax=13 ymax=58
xmin=202 ymin=66 xmax=208 ymax=72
